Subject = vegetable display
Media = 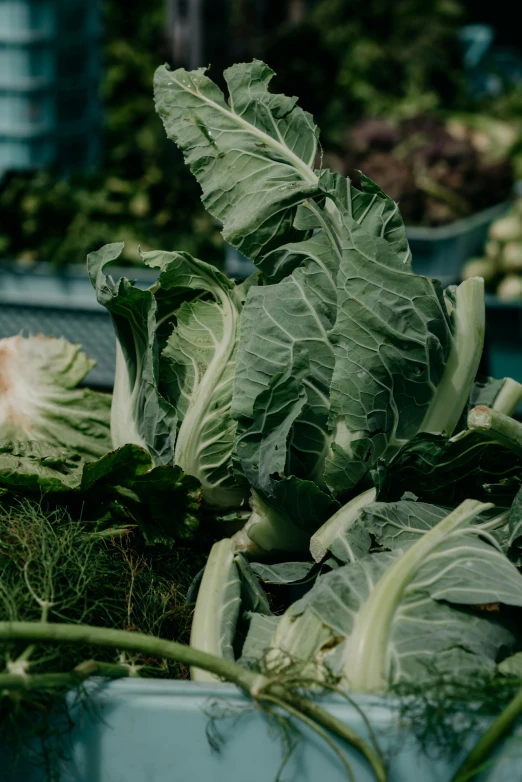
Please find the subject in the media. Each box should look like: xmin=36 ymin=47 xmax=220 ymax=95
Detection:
xmin=3 ymin=59 xmax=522 ymax=781
xmin=330 ymin=114 xmax=514 ymax=227
xmin=463 ymin=197 xmax=522 ymax=298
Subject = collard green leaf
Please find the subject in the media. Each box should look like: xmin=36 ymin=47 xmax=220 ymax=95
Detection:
xmin=236 ymin=351 xmax=339 ymax=532
xmin=376 ymin=430 xmax=522 ymax=505
xmin=0 ymin=442 xmax=201 ymax=544
xmin=240 ymin=613 xmax=280 ymax=664
xmin=0 ymin=441 xmax=84 ymax=494
xmin=144 ymin=249 xmax=247 ymax=508
xmin=0 ymin=335 xmax=111 ymax=459
xmin=88 ymin=244 xmax=247 ymax=509
xmin=269 ymin=503 xmax=522 ymax=689
xmin=154 ymin=60 xmax=321 ymax=263
xmin=250 ymin=561 xmax=317 ymax=585
xmin=235 ymin=553 xmax=272 ymax=615
xmin=508 ymin=486 xmax=522 ymax=547
xmin=88 ymin=242 xmax=177 ymax=465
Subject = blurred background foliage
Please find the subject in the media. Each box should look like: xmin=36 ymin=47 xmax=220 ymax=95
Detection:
xmin=0 ymin=0 xmax=521 ymax=265
xmin=0 ymin=0 xmax=224 ymax=268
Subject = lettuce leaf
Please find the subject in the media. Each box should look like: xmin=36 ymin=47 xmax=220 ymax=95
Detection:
xmin=0 ymin=335 xmax=111 ymax=459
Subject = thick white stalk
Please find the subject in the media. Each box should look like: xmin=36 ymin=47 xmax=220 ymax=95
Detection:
xmin=343 ymin=499 xmax=492 ymax=692
xmin=174 ymin=279 xmax=241 ymax=508
xmin=111 ymin=341 xmax=148 ymax=451
xmin=232 ymin=491 xmax=310 ymax=556
xmin=492 ymin=378 xmax=522 ymax=417
xmin=190 ymin=538 xmax=240 ymax=681
xmin=310 ymin=488 xmax=377 ymax=563
xmin=468 ymin=406 xmax=522 ymax=454
xmin=420 ymin=277 xmax=485 ymax=437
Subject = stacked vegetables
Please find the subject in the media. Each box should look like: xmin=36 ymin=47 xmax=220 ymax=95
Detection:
xmin=463 ymin=197 xmax=522 ymax=298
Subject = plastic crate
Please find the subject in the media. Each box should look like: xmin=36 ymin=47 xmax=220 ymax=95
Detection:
xmin=3 ymin=679 xmax=521 ymax=781
xmin=406 ymin=201 xmax=509 ymax=287
xmin=0 ymin=262 xmax=157 ymax=389
xmin=0 ymin=0 xmax=101 ymax=173
xmin=484 ymin=295 xmax=522 ymax=389
xmin=225 ymin=202 xmax=510 ymax=285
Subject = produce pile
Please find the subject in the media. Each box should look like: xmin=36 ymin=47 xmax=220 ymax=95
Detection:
xmin=3 ymin=60 xmax=522 ymax=780
xmin=463 ymin=197 xmax=522 ymax=298
xmin=327 ymin=113 xmax=515 ymax=226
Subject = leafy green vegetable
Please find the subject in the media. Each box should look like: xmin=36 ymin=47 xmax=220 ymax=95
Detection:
xmin=88 ymin=242 xmax=247 ymax=509
xmin=189 ymin=538 xmax=242 ymax=681
xmin=375 ymin=407 xmax=522 ymax=505
xmin=254 ymin=500 xmax=522 ymax=691
xmin=0 ymin=335 xmax=111 ymax=459
xmin=0 ymin=441 xmax=201 ymax=544
xmin=152 ymin=60 xmax=487 ymax=553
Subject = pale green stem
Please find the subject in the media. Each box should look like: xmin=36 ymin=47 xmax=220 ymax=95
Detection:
xmin=0 ymin=660 xmax=131 ymax=692
xmin=342 ymin=499 xmax=492 ymax=692
xmin=467 ymin=406 xmax=522 ymax=455
xmin=310 ymin=488 xmax=377 ymax=563
xmin=492 ymin=378 xmax=522 ymax=417
xmin=190 ymin=538 xmax=240 ymax=682
xmin=420 ymin=278 xmax=485 ymax=437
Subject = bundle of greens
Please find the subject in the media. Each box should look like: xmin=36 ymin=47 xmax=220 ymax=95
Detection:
xmin=87 ymin=60 xmax=522 ymax=702
xmin=4 ymin=58 xmax=522 ymax=782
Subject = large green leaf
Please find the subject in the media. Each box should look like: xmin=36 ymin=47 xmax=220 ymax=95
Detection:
xmin=145 ymin=250 xmax=247 ymax=508
xmin=154 ymin=60 xmax=321 ymax=262
xmin=0 ymin=334 xmax=111 ymax=459
xmin=88 ymin=244 xmax=247 ymax=509
xmin=236 ymin=351 xmax=339 ymax=533
xmin=88 ymin=242 xmax=177 ymax=464
xmin=375 ymin=429 xmax=522 ymax=506
xmin=0 ymin=441 xmax=201 ymax=544
xmin=263 ymin=501 xmax=522 ymax=690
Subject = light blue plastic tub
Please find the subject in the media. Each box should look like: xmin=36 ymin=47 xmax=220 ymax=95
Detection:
xmin=3 ymin=679 xmax=522 ymax=782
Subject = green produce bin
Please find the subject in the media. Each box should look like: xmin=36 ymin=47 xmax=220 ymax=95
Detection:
xmin=406 ymin=202 xmax=509 ymax=288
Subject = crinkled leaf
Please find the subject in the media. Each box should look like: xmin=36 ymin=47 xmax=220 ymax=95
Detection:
xmin=0 ymin=335 xmax=111 ymax=459
xmin=89 ymin=244 xmax=246 ymax=509
xmin=88 ymin=242 xmax=177 ymax=464
xmin=268 ymin=503 xmax=522 ymax=688
xmin=240 ymin=613 xmax=280 ymax=664
xmin=375 ymin=431 xmax=522 ymax=505
xmin=0 ymin=442 xmax=201 ymax=544
xmin=154 ymin=60 xmax=321 ymax=263
xmin=146 ymin=250 xmax=247 ymax=508
xmin=0 ymin=441 xmax=84 ymax=494
xmin=236 ymin=351 xmax=339 ymax=530
xmin=509 ymin=486 xmax=522 ymax=547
